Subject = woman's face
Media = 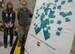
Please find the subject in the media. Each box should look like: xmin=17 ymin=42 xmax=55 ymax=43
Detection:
xmin=8 ymin=4 xmax=12 ymax=9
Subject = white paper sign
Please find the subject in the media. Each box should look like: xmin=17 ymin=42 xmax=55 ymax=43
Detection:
xmin=25 ymin=0 xmax=75 ymax=54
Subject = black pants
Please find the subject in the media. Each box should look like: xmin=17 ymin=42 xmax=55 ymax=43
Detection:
xmin=3 ymin=27 xmax=13 ymax=47
xmin=20 ymin=34 xmax=27 ymax=54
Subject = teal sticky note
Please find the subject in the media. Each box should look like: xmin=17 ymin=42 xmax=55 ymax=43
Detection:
xmin=57 ymin=5 xmax=61 ymax=10
xmin=48 ymin=11 xmax=55 ymax=18
xmin=41 ymin=21 xmax=47 ymax=28
xmin=61 ymin=1 xmax=65 ymax=5
xmin=47 ymin=3 xmax=50 ymax=8
xmin=38 ymin=14 xmax=40 ymax=17
xmin=56 ymin=31 xmax=61 ymax=36
xmin=50 ymin=10 xmax=55 ymax=14
xmin=60 ymin=12 xmax=66 ymax=17
xmin=58 ymin=27 xmax=63 ymax=31
xmin=53 ymin=6 xmax=56 ymax=10
xmin=50 ymin=20 xmax=54 ymax=24
xmin=43 ymin=3 xmax=45 ymax=5
xmin=34 ymin=23 xmax=38 ymax=29
xmin=40 ymin=13 xmax=45 ymax=21
xmin=40 ymin=7 xmax=42 ymax=9
xmin=35 ymin=16 xmax=38 ymax=19
xmin=65 ymin=18 xmax=70 ymax=22
xmin=34 ymin=23 xmax=36 ymax=26
xmin=55 ymin=0 xmax=58 ymax=3
xmin=43 ymin=7 xmax=45 ymax=9
xmin=68 ymin=0 xmax=73 ymax=3
xmin=57 ymin=20 xmax=62 ymax=24
xmin=67 ymin=11 xmax=72 ymax=16
xmin=44 ymin=9 xmax=49 ymax=15
xmin=34 ymin=25 xmax=37 ymax=29
xmin=47 ymin=27 xmax=51 ymax=30
xmin=49 ymin=15 xmax=55 ymax=18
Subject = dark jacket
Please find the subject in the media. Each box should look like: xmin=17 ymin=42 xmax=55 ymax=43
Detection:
xmin=2 ymin=9 xmax=15 ymax=24
xmin=17 ymin=8 xmax=33 ymax=26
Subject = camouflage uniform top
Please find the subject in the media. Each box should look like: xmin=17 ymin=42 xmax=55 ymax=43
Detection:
xmin=17 ymin=8 xmax=32 ymax=26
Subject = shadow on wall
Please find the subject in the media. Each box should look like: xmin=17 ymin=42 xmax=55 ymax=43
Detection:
xmin=70 ymin=35 xmax=75 ymax=54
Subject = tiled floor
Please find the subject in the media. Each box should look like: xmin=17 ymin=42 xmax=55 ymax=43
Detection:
xmin=0 ymin=31 xmax=16 ymax=54
xmin=0 ymin=31 xmax=75 ymax=54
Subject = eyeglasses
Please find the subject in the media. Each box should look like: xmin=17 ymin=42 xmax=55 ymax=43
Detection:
xmin=22 ymin=4 xmax=27 ymax=5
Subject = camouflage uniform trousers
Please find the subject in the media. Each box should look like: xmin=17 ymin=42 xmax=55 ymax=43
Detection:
xmin=17 ymin=24 xmax=30 ymax=45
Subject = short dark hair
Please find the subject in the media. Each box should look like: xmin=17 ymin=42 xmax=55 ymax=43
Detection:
xmin=22 ymin=1 xmax=27 ymax=5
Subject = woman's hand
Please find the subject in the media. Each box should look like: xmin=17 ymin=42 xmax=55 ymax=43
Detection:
xmin=10 ymin=23 xmax=13 ymax=28
xmin=4 ymin=23 xmax=9 ymax=28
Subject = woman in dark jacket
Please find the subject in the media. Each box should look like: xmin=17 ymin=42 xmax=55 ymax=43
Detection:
xmin=2 ymin=2 xmax=16 ymax=48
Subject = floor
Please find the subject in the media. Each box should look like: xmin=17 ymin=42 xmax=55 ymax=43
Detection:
xmin=0 ymin=31 xmax=16 ymax=54
xmin=0 ymin=30 xmax=75 ymax=54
